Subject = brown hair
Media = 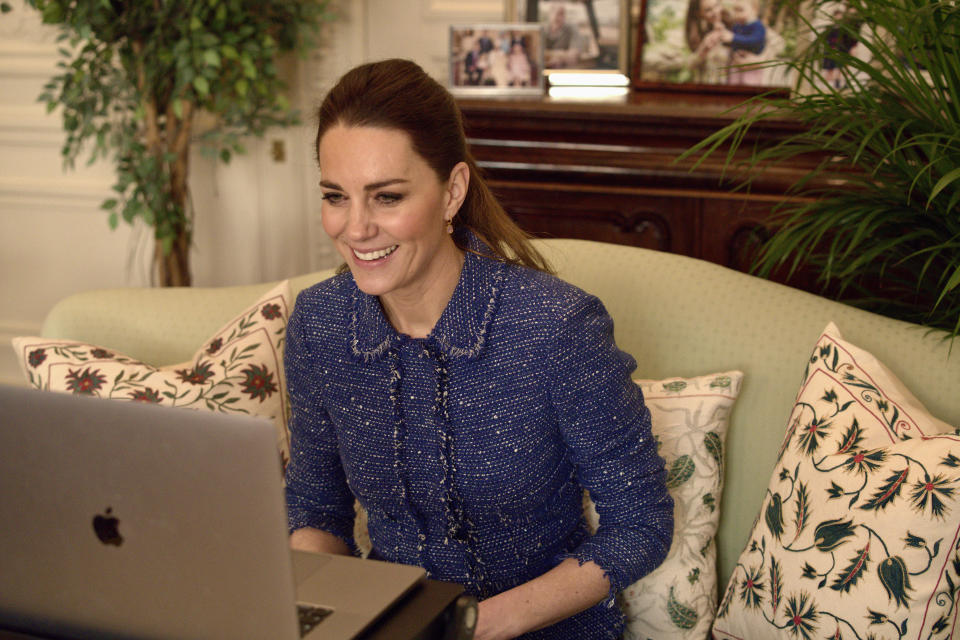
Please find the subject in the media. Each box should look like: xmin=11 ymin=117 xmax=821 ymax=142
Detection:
xmin=315 ymin=58 xmax=552 ymax=273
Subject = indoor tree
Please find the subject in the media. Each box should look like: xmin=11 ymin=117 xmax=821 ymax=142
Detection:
xmin=683 ymin=0 xmax=960 ymax=338
xmin=18 ymin=0 xmax=333 ymax=285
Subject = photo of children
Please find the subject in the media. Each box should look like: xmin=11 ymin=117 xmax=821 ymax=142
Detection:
xmin=509 ymin=0 xmax=627 ymax=72
xmin=639 ymin=0 xmax=809 ymax=88
xmin=449 ymin=25 xmax=544 ymax=95
xmin=819 ymin=1 xmax=863 ymax=89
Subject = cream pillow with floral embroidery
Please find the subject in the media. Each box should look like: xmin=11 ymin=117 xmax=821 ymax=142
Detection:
xmin=12 ymin=281 xmax=292 ymax=467
xmin=713 ymin=323 xmax=960 ymax=640
xmin=582 ymin=370 xmax=743 ymax=640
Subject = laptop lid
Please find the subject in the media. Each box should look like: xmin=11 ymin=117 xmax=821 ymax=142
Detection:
xmin=0 ymin=385 xmax=424 ymax=640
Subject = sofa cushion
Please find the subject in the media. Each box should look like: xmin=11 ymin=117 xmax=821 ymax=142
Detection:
xmin=12 ymin=281 xmax=292 ymax=467
xmin=713 ymin=323 xmax=960 ymax=640
xmin=583 ymin=370 xmax=743 ymax=640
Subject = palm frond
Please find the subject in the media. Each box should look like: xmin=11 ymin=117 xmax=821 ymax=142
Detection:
xmin=678 ymin=0 xmax=960 ymax=340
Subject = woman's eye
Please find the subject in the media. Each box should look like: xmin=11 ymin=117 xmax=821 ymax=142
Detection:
xmin=376 ymin=192 xmax=403 ymax=204
xmin=321 ymin=192 xmax=345 ymax=204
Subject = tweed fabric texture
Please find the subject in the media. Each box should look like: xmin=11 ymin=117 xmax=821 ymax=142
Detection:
xmin=284 ymin=236 xmax=674 ymax=639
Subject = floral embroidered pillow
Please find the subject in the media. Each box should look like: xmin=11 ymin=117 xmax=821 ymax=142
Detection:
xmin=713 ymin=323 xmax=960 ymax=640
xmin=582 ymin=370 xmax=744 ymax=640
xmin=12 ymin=281 xmax=292 ymax=468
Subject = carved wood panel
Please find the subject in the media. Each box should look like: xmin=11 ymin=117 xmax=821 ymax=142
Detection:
xmin=491 ymin=182 xmax=695 ymax=255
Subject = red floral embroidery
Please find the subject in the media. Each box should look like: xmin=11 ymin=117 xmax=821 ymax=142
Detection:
xmin=175 ymin=361 xmax=215 ymax=385
xmin=65 ymin=367 xmax=106 ymax=395
xmin=28 ymin=348 xmax=47 ymax=368
xmin=261 ymin=303 xmax=282 ymax=320
xmin=129 ymin=388 xmax=162 ymax=404
xmin=240 ymin=363 xmax=278 ymax=402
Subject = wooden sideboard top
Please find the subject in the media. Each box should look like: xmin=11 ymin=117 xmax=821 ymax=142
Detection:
xmin=457 ymin=91 xmax=818 ymax=197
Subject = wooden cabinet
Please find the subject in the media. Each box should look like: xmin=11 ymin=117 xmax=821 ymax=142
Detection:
xmin=458 ymin=92 xmax=816 ymax=276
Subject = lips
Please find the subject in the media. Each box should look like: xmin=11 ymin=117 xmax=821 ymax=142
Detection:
xmin=352 ymin=244 xmax=399 ymax=261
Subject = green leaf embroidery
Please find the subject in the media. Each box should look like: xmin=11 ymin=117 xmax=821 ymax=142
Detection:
xmin=831 ymin=544 xmax=871 ymax=593
xmin=861 ymin=467 xmax=909 ymax=511
xmin=704 ymin=431 xmax=723 ymax=475
xmin=666 ymin=586 xmax=698 ymax=630
xmin=769 ymin=557 xmax=783 ymax=615
xmin=792 ymin=482 xmax=811 ymax=541
xmin=766 ymin=493 xmax=785 ymax=541
xmin=666 ymin=455 xmax=695 ymax=489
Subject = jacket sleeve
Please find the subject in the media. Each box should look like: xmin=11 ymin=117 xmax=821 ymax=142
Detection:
xmin=284 ymin=294 xmax=358 ymax=554
xmin=548 ymin=293 xmax=674 ymax=596
xmin=732 ymin=21 xmax=766 ymax=54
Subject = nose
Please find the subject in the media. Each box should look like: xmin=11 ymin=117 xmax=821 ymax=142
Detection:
xmin=344 ymin=202 xmax=377 ymax=242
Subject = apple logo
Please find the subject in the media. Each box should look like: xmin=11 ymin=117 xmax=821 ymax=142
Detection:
xmin=92 ymin=507 xmax=124 ymax=546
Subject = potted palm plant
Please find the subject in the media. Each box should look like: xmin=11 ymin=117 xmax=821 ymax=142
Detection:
xmin=683 ymin=0 xmax=960 ymax=338
xmin=14 ymin=0 xmax=333 ymax=286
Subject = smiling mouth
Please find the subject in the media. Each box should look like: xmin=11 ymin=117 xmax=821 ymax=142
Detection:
xmin=352 ymin=245 xmax=399 ymax=261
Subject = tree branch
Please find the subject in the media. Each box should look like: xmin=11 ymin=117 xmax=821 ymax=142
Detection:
xmin=132 ymin=40 xmax=160 ymax=156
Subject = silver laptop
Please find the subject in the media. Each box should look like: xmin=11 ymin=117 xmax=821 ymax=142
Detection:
xmin=0 ymin=384 xmax=425 ymax=639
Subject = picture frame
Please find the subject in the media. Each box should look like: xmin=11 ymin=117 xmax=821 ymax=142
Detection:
xmin=633 ymin=0 xmax=814 ymax=92
xmin=448 ymin=24 xmax=546 ymax=96
xmin=505 ymin=0 xmax=630 ymax=76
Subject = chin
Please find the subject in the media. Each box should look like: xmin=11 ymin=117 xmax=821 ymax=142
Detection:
xmin=347 ymin=270 xmax=396 ymax=298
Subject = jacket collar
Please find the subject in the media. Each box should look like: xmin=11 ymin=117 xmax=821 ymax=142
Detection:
xmin=348 ymin=231 xmax=505 ymax=362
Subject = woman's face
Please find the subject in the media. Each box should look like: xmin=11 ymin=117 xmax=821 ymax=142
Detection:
xmin=700 ymin=0 xmax=721 ymax=23
xmin=318 ymin=125 xmax=467 ymax=302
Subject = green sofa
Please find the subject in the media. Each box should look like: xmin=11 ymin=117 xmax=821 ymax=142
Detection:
xmin=39 ymin=237 xmax=960 ymax=626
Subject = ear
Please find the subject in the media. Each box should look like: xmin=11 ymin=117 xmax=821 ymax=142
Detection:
xmin=443 ymin=161 xmax=470 ymax=220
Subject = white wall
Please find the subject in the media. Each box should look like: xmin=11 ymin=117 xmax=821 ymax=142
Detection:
xmin=0 ymin=0 xmax=504 ymax=386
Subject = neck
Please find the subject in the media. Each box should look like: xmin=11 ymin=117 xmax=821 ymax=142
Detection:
xmin=380 ymin=244 xmax=465 ymax=339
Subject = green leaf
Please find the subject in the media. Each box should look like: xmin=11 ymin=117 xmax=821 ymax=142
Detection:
xmin=935 ymin=264 xmax=960 ymax=309
xmin=203 ymin=49 xmax=220 ymax=68
xmin=928 ymin=166 xmax=960 ymax=205
xmin=192 ymin=76 xmax=210 ymax=98
xmin=100 ymin=198 xmax=117 ymax=210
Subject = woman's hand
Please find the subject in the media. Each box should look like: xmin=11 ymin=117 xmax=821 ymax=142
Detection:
xmin=474 ymin=595 xmax=520 ymax=640
xmin=472 ymin=558 xmax=610 ymax=640
xmin=290 ymin=526 xmax=352 ymax=555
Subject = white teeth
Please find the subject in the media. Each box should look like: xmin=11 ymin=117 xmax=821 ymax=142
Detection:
xmin=353 ymin=245 xmax=398 ymax=261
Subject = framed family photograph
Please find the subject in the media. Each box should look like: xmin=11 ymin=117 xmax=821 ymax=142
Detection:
xmin=635 ymin=0 xmax=816 ymax=91
xmin=449 ymin=24 xmax=545 ymax=96
xmin=505 ymin=0 xmax=630 ymax=75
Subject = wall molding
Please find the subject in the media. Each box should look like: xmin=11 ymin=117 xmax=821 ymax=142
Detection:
xmin=421 ymin=0 xmax=503 ymax=19
xmin=0 ymin=176 xmax=110 ymax=212
xmin=0 ymin=106 xmax=64 ymax=148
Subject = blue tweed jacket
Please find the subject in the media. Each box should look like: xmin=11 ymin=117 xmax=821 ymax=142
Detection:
xmin=285 ymin=238 xmax=673 ymax=639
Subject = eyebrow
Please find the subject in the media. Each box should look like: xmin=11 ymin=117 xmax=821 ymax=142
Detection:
xmin=319 ymin=178 xmax=409 ymax=191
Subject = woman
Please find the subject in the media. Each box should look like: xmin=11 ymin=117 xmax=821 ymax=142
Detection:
xmin=284 ymin=59 xmax=673 ymax=640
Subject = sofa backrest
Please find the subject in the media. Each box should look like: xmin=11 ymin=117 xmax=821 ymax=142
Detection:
xmin=40 ymin=237 xmax=960 ymax=590
xmin=534 ymin=239 xmax=960 ymax=590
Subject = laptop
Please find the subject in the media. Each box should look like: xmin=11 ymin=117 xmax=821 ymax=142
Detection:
xmin=0 ymin=384 xmax=426 ymax=639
